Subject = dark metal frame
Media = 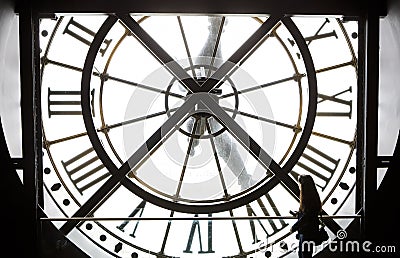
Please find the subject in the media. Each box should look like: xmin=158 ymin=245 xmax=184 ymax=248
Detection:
xmin=17 ymin=0 xmax=384 ymax=16
xmin=18 ymin=1 xmax=43 ymax=257
xmin=15 ymin=0 xmax=386 ymax=256
xmin=361 ymin=8 xmax=381 ymax=239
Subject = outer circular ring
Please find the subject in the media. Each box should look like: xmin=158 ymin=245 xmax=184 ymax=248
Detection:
xmin=81 ymin=14 xmax=317 ymax=214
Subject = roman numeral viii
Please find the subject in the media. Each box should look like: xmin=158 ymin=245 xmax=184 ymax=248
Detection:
xmin=61 ymin=147 xmax=110 ymax=194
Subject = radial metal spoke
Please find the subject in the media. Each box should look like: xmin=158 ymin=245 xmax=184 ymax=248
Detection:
xmin=220 ymin=73 xmax=303 ymax=99
xmin=200 ymin=14 xmax=284 ymax=92
xmin=177 ymin=16 xmax=195 ymax=78
xmin=205 ymin=120 xmax=229 ymax=198
xmin=101 ymin=107 xmax=179 ymax=131
xmin=43 ymin=58 xmax=185 ymax=99
xmin=210 ymin=22 xmax=282 ymax=90
xmin=222 ymin=106 xmax=300 ymax=131
xmin=45 ymin=132 xmax=87 ymax=146
xmin=117 ymin=14 xmax=200 ymax=93
xmin=206 ymin=16 xmax=226 ymax=78
xmin=174 ymin=118 xmax=199 ymax=199
xmin=107 ymin=74 xmax=185 ymax=99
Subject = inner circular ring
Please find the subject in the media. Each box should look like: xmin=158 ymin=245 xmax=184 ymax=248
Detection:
xmin=164 ymin=62 xmax=239 ymax=139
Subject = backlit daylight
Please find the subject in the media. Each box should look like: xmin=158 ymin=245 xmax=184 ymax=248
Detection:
xmin=39 ymin=14 xmax=358 ymax=257
xmin=1 ymin=1 xmax=398 ymax=258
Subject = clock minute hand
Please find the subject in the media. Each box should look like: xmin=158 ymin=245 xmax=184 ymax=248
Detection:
xmin=196 ymin=93 xmax=299 ymax=195
xmin=202 ymin=96 xmax=342 ymax=234
xmin=200 ymin=14 xmax=284 ymax=93
xmin=60 ymin=96 xmax=198 ymax=235
xmin=117 ymin=14 xmax=200 ymax=93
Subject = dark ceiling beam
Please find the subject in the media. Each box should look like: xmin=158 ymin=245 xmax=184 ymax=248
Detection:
xmin=15 ymin=0 xmax=386 ymax=17
xmin=18 ymin=0 xmax=43 ymax=256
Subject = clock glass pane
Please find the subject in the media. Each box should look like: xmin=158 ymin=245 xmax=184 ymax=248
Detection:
xmin=40 ymin=13 xmax=358 ymax=258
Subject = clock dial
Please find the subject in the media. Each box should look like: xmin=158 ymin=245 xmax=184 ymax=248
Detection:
xmin=77 ymin=14 xmax=318 ymax=214
xmin=40 ymin=14 xmax=358 ymax=257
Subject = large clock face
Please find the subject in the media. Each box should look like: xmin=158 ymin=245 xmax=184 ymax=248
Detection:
xmin=40 ymin=14 xmax=358 ymax=257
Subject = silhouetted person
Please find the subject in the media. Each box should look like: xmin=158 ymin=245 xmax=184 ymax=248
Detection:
xmin=290 ymin=174 xmax=321 ymax=258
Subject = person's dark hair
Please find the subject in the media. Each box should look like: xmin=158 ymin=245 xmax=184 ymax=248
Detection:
xmin=298 ymin=174 xmax=322 ymax=213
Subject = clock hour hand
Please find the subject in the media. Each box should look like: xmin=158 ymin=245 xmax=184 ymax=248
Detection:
xmin=117 ymin=14 xmax=200 ymax=93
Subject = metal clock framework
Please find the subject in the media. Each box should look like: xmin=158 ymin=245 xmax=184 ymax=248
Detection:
xmin=39 ymin=12 xmax=359 ymax=258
